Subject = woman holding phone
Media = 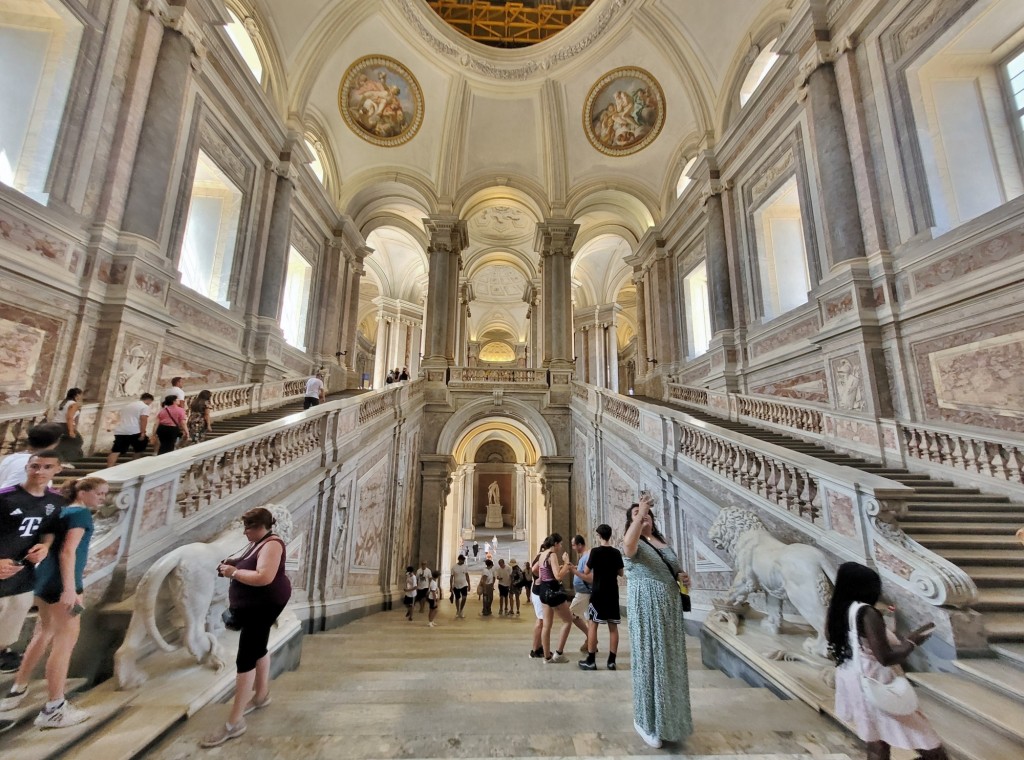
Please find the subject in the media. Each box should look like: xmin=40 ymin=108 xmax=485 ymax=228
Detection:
xmin=826 ymin=562 xmax=948 ymax=760
xmin=622 ymin=492 xmax=692 ymax=748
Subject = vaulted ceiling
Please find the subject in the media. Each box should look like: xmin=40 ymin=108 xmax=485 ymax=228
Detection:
xmin=236 ymin=0 xmax=793 ymax=348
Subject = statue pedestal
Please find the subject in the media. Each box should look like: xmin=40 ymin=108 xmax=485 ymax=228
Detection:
xmin=485 ymin=502 xmax=504 ymax=529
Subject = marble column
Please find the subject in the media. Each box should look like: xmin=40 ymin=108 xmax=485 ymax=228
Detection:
xmin=606 ymin=321 xmax=619 ymax=392
xmin=525 ymin=280 xmax=542 ymax=368
xmin=422 ymin=216 xmax=468 ymax=369
xmin=802 ymin=59 xmax=866 ymax=269
xmin=121 ymin=12 xmax=201 ymax=245
xmin=704 ymin=192 xmax=734 ymax=333
xmin=536 ymin=221 xmax=578 ymax=368
xmin=445 ymin=253 xmax=461 ymax=364
xmin=513 ymin=464 xmax=528 ymax=540
xmin=461 ymin=463 xmax=476 ymax=537
xmin=538 ymin=457 xmax=574 ymax=568
xmin=257 ymin=169 xmax=296 ymax=320
xmin=373 ymin=317 xmax=389 ymax=387
xmin=595 ymin=323 xmax=607 ymax=388
xmin=649 ymin=244 xmax=682 ymax=371
xmin=633 ymin=271 xmax=649 ymax=382
xmin=340 ymin=246 xmax=371 ymax=381
xmin=418 ymin=455 xmax=455 ymax=568
xmin=409 ymin=325 xmax=423 ymax=377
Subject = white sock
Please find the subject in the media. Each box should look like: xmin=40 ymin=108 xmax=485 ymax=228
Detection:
xmin=44 ymin=698 xmax=65 ymax=712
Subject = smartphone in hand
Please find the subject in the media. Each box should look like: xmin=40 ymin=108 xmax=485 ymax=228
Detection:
xmin=71 ymin=603 xmax=85 ymax=617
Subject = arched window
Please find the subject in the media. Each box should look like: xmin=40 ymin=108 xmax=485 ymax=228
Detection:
xmin=225 ymin=9 xmax=263 ymax=83
xmin=305 ymin=138 xmax=325 ymax=184
xmin=675 ymin=155 xmax=698 ymax=198
xmin=281 ymin=247 xmax=313 ymax=350
xmin=739 ymin=40 xmax=779 ymax=107
xmin=683 ymin=262 xmax=712 ymax=357
xmin=0 ymin=0 xmax=83 ymax=202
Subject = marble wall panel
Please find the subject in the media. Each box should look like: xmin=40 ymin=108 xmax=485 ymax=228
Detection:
xmin=114 ymin=335 xmax=157 ymax=399
xmin=351 ymin=445 xmax=391 ymax=571
xmin=910 ymin=222 xmax=1024 ymax=295
xmin=748 ymin=314 xmax=820 ymax=358
xmin=825 ymin=490 xmax=856 ymax=538
xmin=912 ymin=318 xmax=1024 ymax=430
xmin=158 ymin=354 xmax=238 ymax=389
xmin=83 ymin=536 xmax=121 ymax=577
xmin=603 ymin=451 xmax=637 ymax=547
xmin=0 ymin=306 xmax=64 ymax=406
xmin=138 ymin=482 xmax=174 ymax=535
xmin=824 ymin=415 xmax=879 ymax=447
xmin=750 ymin=369 xmax=829 ymax=403
xmin=830 ymin=354 xmax=866 ymax=411
xmin=168 ymin=295 xmax=242 ymax=344
xmin=677 ymin=360 xmax=710 ymax=385
xmin=328 ymin=478 xmax=353 ymax=588
xmin=823 ymin=289 xmax=855 ymax=320
xmin=0 ymin=213 xmax=71 ymax=269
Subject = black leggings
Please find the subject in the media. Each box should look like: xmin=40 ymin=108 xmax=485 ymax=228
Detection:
xmin=155 ymin=425 xmax=181 ymax=455
xmin=234 ymin=604 xmax=286 ymax=673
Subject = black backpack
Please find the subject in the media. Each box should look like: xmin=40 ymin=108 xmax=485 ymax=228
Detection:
xmin=510 ymin=565 xmax=524 ymax=587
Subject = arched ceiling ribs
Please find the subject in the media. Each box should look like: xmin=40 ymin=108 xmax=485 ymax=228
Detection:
xmin=436 ymin=76 xmax=470 ymax=206
xmin=455 ymin=177 xmax=550 ymax=224
xmin=284 ymin=0 xmax=380 ymax=118
xmin=567 ymin=185 xmax=657 ymax=240
xmin=364 ymin=226 xmax=428 ymax=302
xmin=359 ymin=213 xmax=429 ymax=254
xmin=572 ymin=232 xmax=634 ymax=306
xmin=453 ymin=421 xmax=540 ymax=466
xmin=540 ymin=78 xmax=569 ymax=212
xmin=343 ymin=170 xmax=439 ymax=227
xmin=464 ymin=248 xmax=537 ymax=283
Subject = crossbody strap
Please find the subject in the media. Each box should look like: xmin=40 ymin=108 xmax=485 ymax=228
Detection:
xmin=640 ymin=535 xmax=680 ymax=580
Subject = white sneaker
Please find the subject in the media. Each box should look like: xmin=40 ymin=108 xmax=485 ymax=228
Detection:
xmin=428 ymin=621 xmax=436 ymax=627
xmin=34 ymin=701 xmax=90 ymax=729
xmin=634 ymin=720 xmax=662 ymax=749
xmin=0 ymin=687 xmax=27 ymax=712
xmin=545 ymin=653 xmax=568 ymax=664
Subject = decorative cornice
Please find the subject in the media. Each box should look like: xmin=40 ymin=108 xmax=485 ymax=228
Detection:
xmin=139 ymin=1 xmax=208 ymax=67
xmin=534 ymin=220 xmax=579 ymax=258
xmin=395 ymin=0 xmax=629 ymax=82
xmin=794 ymin=35 xmax=856 ymax=98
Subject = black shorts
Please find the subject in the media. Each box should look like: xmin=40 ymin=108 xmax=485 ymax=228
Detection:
xmin=498 ymin=585 xmax=510 ymax=598
xmin=112 ymin=433 xmax=149 ymax=455
xmin=403 ymin=595 xmax=415 ymax=607
xmin=428 ymin=598 xmax=437 ymax=610
xmin=303 ymin=397 xmax=320 ymax=409
xmin=453 ymin=587 xmax=468 ymax=600
xmin=416 ymin=588 xmax=428 ymax=601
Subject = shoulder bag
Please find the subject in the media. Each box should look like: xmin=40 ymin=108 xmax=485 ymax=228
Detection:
xmin=848 ymin=603 xmax=919 ymax=716
xmin=640 ymin=536 xmax=691 ymax=613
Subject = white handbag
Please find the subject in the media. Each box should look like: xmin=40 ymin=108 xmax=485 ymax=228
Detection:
xmin=849 ymin=603 xmax=920 ymax=717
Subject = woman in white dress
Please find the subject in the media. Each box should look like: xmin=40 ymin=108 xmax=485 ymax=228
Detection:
xmin=51 ymin=388 xmax=84 ymax=465
xmin=826 ymin=562 xmax=948 ymax=760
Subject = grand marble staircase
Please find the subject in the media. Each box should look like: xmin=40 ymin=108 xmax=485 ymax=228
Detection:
xmin=659 ymin=398 xmax=1024 ymax=758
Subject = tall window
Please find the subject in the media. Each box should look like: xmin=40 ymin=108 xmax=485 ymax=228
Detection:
xmin=305 ymin=138 xmax=325 ymax=184
xmin=753 ymin=177 xmax=810 ymax=320
xmin=0 ymin=0 xmax=83 ymax=201
xmin=225 ymin=9 xmax=263 ymax=83
xmin=1005 ymin=48 xmax=1024 ymax=150
xmin=684 ymin=262 xmax=712 ymax=357
xmin=281 ymin=247 xmax=313 ymax=350
xmin=675 ymin=155 xmax=698 ymax=198
xmin=179 ymin=151 xmax=243 ymax=307
xmin=739 ymin=40 xmax=779 ymax=107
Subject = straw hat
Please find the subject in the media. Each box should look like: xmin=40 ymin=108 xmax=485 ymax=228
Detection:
xmin=509 ymin=558 xmax=518 ymax=566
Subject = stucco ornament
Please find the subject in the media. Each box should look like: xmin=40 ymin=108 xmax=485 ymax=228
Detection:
xmin=114 ymin=505 xmax=293 ymax=689
xmin=709 ymin=507 xmax=836 ymax=657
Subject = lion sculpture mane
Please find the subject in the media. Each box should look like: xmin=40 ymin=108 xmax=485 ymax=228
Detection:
xmin=709 ymin=507 xmax=835 ymax=657
xmin=114 ymin=505 xmax=293 ymax=689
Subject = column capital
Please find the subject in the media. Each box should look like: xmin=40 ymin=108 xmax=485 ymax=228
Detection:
xmin=794 ymin=35 xmax=856 ymax=96
xmin=138 ymin=1 xmax=208 ymax=67
xmin=534 ymin=220 xmax=579 ymax=258
xmin=423 ymin=215 xmax=469 ymax=253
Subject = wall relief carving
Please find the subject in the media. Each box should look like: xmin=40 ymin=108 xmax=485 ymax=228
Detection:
xmin=116 ymin=337 xmax=156 ymax=398
xmin=831 ymin=355 xmax=865 ymax=411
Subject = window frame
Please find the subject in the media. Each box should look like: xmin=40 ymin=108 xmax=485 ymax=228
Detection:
xmin=682 ymin=260 xmax=712 ymax=358
xmin=281 ymin=244 xmax=315 ymax=351
xmin=998 ymin=40 xmax=1024 ymax=175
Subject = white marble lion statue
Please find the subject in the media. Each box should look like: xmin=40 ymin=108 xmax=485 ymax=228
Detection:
xmin=114 ymin=505 xmax=293 ymax=689
xmin=709 ymin=507 xmax=835 ymax=657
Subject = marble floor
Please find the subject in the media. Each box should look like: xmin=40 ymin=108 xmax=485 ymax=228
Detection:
xmin=143 ymin=593 xmax=868 ymax=760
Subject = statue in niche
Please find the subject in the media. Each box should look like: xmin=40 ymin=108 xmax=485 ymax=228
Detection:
xmin=114 ymin=505 xmax=294 ymax=689
xmin=708 ymin=507 xmax=835 ymax=658
xmin=116 ymin=342 xmax=152 ymax=398
xmin=487 ymin=480 xmax=501 ymax=506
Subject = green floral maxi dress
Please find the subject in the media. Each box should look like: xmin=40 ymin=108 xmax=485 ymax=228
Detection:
xmin=624 ymin=540 xmax=693 ymax=743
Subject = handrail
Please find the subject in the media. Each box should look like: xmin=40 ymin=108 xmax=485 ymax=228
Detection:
xmin=448 ymin=367 xmax=549 ymax=385
xmin=901 ymin=421 xmax=1024 ymax=485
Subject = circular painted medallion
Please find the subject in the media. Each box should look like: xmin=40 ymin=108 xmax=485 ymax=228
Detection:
xmin=338 ymin=55 xmax=424 ymax=147
xmin=583 ymin=67 xmax=665 ymax=157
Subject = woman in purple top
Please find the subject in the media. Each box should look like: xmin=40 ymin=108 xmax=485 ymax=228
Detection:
xmin=202 ymin=507 xmax=292 ymax=748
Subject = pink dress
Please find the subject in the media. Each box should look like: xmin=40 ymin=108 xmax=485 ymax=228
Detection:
xmin=834 ymin=603 xmax=941 ymax=749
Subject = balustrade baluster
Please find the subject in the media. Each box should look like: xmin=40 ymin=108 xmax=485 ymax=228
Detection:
xmin=963 ymin=438 xmax=979 ymax=474
xmin=950 ymin=437 xmax=965 ymax=469
xmin=1006 ymin=448 xmax=1023 ymax=484
xmin=990 ymin=445 xmax=1008 ymax=480
xmin=977 ymin=441 xmax=993 ymax=476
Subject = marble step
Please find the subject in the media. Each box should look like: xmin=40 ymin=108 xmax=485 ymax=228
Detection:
xmin=913 ymin=691 xmax=1024 ymax=760
xmin=952 ymin=658 xmax=1024 ymax=701
xmin=960 ymin=565 xmax=1024 ymax=587
xmin=60 ymin=705 xmax=182 ymax=760
xmin=975 ymin=588 xmax=1024 ymax=612
xmin=940 ymin=548 xmax=1024 ymax=566
xmin=906 ymin=493 xmax=1010 ymax=504
xmin=0 ymin=688 xmax=135 ymax=760
xmin=992 ymin=643 xmax=1024 ymax=667
xmin=906 ymin=501 xmax=1024 ymax=513
xmin=982 ymin=613 xmax=1024 ymax=642
xmin=907 ymin=672 xmax=1024 ymax=744
xmin=904 ymin=521 xmax=1024 ymax=534
xmin=902 ymin=511 xmax=1024 ymax=524
xmin=0 ymin=677 xmax=87 ymax=732
xmin=914 ymin=534 xmax=1023 ymax=550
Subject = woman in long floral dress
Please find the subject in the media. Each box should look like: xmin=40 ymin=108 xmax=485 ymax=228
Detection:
xmin=622 ymin=493 xmax=692 ymax=748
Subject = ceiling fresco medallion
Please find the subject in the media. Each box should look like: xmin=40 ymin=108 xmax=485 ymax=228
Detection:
xmin=583 ymin=67 xmax=665 ymax=157
xmin=338 ymin=55 xmax=424 ymax=147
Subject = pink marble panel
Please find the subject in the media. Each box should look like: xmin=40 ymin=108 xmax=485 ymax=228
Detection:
xmin=159 ymin=355 xmax=238 ymax=389
xmin=824 ymin=291 xmax=854 ymax=319
xmin=824 ymin=415 xmax=879 ymax=447
xmin=825 ymin=490 xmax=856 ymax=538
xmin=874 ymin=544 xmax=913 ymax=580
xmin=0 ymin=215 xmax=69 ymax=267
xmin=678 ymin=361 xmax=710 ymax=384
xmin=84 ymin=536 xmax=121 ymax=576
xmin=749 ymin=315 xmax=820 ymax=358
xmin=751 ymin=369 xmax=829 ymax=403
xmin=0 ymin=306 xmax=63 ymax=406
xmin=911 ymin=224 xmax=1024 ymax=294
xmin=352 ymin=458 xmax=388 ymax=571
xmin=168 ymin=296 xmax=241 ymax=343
xmin=139 ymin=482 xmax=173 ymax=535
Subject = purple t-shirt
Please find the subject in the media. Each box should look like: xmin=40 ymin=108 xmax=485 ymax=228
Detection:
xmin=228 ymin=535 xmax=291 ymax=609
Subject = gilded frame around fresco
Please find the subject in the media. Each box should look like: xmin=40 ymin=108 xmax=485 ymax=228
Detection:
xmin=338 ymin=55 xmax=425 ymax=147
xmin=582 ymin=66 xmax=666 ymax=157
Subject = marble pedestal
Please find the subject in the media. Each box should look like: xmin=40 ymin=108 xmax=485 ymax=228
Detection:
xmin=484 ymin=502 xmax=504 ymax=529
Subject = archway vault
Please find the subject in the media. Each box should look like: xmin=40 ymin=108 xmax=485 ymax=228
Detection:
xmin=436 ymin=398 xmax=559 ymax=459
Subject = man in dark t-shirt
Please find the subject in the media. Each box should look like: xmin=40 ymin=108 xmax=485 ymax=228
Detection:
xmin=0 ymin=452 xmax=63 ymax=674
xmin=579 ymin=523 xmax=624 ymax=671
